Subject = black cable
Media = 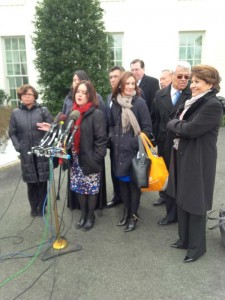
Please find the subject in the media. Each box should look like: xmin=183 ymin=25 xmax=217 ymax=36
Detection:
xmin=12 ymin=261 xmax=55 ymax=300
xmin=0 ymin=174 xmax=22 ymax=221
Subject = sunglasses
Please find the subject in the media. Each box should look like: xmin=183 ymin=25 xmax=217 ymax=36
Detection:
xmin=176 ymin=74 xmax=189 ymax=80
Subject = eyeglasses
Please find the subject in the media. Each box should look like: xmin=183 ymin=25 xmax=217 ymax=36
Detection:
xmin=76 ymin=89 xmax=88 ymax=95
xmin=176 ymin=74 xmax=189 ymax=80
xmin=22 ymin=93 xmax=34 ymax=97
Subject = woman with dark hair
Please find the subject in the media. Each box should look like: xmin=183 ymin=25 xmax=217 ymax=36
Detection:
xmin=62 ymin=70 xmax=90 ymax=115
xmin=167 ymin=65 xmax=223 ymax=262
xmin=9 ymin=84 xmax=53 ymax=216
xmin=109 ymin=71 xmax=152 ymax=232
xmin=70 ymin=80 xmax=108 ymax=231
xmin=62 ymin=70 xmax=107 ymax=119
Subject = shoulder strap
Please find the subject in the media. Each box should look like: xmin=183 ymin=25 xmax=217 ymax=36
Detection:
xmin=207 ymin=209 xmax=225 ymax=230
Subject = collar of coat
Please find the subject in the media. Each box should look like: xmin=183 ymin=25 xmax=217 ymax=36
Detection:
xmin=176 ymin=90 xmax=216 ymax=120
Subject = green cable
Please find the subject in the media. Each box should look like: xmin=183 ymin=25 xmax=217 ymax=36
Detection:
xmin=0 ymin=159 xmax=54 ymax=288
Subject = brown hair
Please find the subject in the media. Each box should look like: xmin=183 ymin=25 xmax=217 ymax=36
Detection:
xmin=191 ymin=65 xmax=221 ymax=93
xmin=73 ymin=80 xmax=99 ymax=108
xmin=112 ymin=71 xmax=141 ymax=99
xmin=130 ymin=59 xmax=145 ymax=69
xmin=17 ymin=84 xmax=38 ymax=100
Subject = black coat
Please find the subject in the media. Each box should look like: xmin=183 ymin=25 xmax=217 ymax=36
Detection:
xmin=109 ymin=95 xmax=152 ymax=177
xmin=166 ymin=91 xmax=223 ymax=215
xmin=78 ymin=107 xmax=108 ymax=175
xmin=9 ymin=103 xmax=53 ymax=183
xmin=67 ymin=107 xmax=108 ymax=211
xmin=139 ymin=74 xmax=160 ymax=113
xmin=151 ymin=84 xmax=191 ymax=167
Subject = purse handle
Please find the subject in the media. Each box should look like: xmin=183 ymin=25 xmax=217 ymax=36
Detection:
xmin=207 ymin=209 xmax=225 ymax=230
xmin=137 ymin=135 xmax=146 ymax=156
xmin=140 ymin=132 xmax=158 ymax=156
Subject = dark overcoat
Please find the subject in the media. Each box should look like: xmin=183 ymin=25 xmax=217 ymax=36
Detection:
xmin=9 ymin=103 xmax=53 ymax=183
xmin=166 ymin=91 xmax=223 ymax=215
xmin=109 ymin=95 xmax=152 ymax=177
xmin=67 ymin=107 xmax=108 ymax=210
xmin=139 ymin=74 xmax=159 ymax=113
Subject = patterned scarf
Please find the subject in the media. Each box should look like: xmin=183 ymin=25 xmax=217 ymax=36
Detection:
xmin=116 ymin=92 xmax=141 ymax=136
xmin=72 ymin=101 xmax=93 ymax=153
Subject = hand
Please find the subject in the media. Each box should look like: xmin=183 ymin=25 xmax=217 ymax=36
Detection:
xmin=37 ymin=122 xmax=51 ymax=131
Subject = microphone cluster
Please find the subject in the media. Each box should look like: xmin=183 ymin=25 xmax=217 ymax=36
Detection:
xmin=30 ymin=110 xmax=80 ymax=159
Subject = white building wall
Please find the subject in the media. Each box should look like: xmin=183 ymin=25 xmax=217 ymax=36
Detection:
xmin=0 ymin=0 xmax=225 ymax=96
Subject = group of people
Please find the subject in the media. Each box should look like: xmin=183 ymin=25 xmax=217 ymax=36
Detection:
xmin=9 ymin=59 xmax=223 ymax=263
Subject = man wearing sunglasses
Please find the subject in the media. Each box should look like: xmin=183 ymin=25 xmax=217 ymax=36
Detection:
xmin=151 ymin=61 xmax=191 ymax=224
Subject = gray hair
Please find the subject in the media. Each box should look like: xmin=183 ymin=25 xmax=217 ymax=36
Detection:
xmin=172 ymin=61 xmax=191 ymax=73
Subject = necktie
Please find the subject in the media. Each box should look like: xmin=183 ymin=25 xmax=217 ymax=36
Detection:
xmin=172 ymin=91 xmax=181 ymax=105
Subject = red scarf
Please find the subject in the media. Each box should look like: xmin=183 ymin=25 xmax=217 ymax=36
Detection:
xmin=72 ymin=102 xmax=93 ymax=153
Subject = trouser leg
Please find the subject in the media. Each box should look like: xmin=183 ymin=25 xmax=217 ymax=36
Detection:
xmin=186 ymin=213 xmax=206 ymax=260
xmin=37 ymin=182 xmax=47 ymax=214
xmin=177 ymin=206 xmax=189 ymax=248
xmin=165 ymin=193 xmax=177 ymax=222
xmin=27 ymin=182 xmax=38 ymax=213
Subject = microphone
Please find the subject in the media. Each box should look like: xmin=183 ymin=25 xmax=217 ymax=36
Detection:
xmin=57 ymin=114 xmax=67 ymax=140
xmin=66 ymin=125 xmax=79 ymax=149
xmin=60 ymin=110 xmax=80 ymax=146
xmin=64 ymin=110 xmax=80 ymax=135
xmin=39 ymin=112 xmax=63 ymax=147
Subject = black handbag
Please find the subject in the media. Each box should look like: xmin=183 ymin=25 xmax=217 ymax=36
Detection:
xmin=207 ymin=209 xmax=225 ymax=247
xmin=131 ymin=135 xmax=151 ymax=188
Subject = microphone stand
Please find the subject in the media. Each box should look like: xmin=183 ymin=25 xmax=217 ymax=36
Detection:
xmin=29 ymin=146 xmax=82 ymax=261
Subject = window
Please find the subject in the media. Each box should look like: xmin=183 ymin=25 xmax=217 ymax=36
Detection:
xmin=109 ymin=33 xmax=123 ymax=66
xmin=4 ymin=37 xmax=28 ymax=106
xmin=179 ymin=32 xmax=204 ymax=66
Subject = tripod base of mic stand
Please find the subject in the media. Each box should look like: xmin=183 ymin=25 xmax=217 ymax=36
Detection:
xmin=41 ymin=238 xmax=82 ymax=261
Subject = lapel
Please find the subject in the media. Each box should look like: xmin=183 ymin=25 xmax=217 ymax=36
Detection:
xmin=139 ymin=74 xmax=147 ymax=89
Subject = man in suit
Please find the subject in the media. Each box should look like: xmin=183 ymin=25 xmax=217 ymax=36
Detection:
xmin=106 ymin=66 xmax=125 ymax=208
xmin=130 ymin=59 xmax=159 ymax=113
xmin=151 ymin=61 xmax=191 ymax=224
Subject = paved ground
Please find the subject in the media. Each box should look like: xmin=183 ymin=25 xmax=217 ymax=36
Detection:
xmin=0 ymin=128 xmax=225 ymax=300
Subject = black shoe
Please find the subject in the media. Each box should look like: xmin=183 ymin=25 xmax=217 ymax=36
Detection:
xmin=76 ymin=216 xmax=86 ymax=229
xmin=83 ymin=215 xmax=95 ymax=231
xmin=153 ymin=197 xmax=166 ymax=206
xmin=158 ymin=217 xmax=177 ymax=226
xmin=183 ymin=256 xmax=195 ymax=263
xmin=124 ymin=214 xmax=139 ymax=232
xmin=117 ymin=209 xmax=129 ymax=226
xmin=107 ymin=196 xmax=122 ymax=208
xmin=170 ymin=243 xmax=186 ymax=249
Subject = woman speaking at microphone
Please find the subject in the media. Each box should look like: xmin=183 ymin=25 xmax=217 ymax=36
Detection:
xmin=9 ymin=84 xmax=53 ymax=217
xmin=70 ymin=80 xmax=108 ymax=231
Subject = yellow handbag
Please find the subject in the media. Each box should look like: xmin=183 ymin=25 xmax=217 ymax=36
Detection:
xmin=140 ymin=132 xmax=169 ymax=192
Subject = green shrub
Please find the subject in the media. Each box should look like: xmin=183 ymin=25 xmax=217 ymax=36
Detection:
xmin=0 ymin=89 xmax=10 ymax=107
xmin=0 ymin=106 xmax=13 ymax=141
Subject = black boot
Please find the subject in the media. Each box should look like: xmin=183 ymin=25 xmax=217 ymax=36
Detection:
xmin=117 ymin=208 xmax=130 ymax=226
xmin=76 ymin=194 xmax=87 ymax=229
xmin=83 ymin=194 xmax=97 ymax=231
xmin=124 ymin=214 xmax=140 ymax=232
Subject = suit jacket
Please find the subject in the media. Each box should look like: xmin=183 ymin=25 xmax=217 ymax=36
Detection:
xmin=139 ymin=74 xmax=159 ymax=113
